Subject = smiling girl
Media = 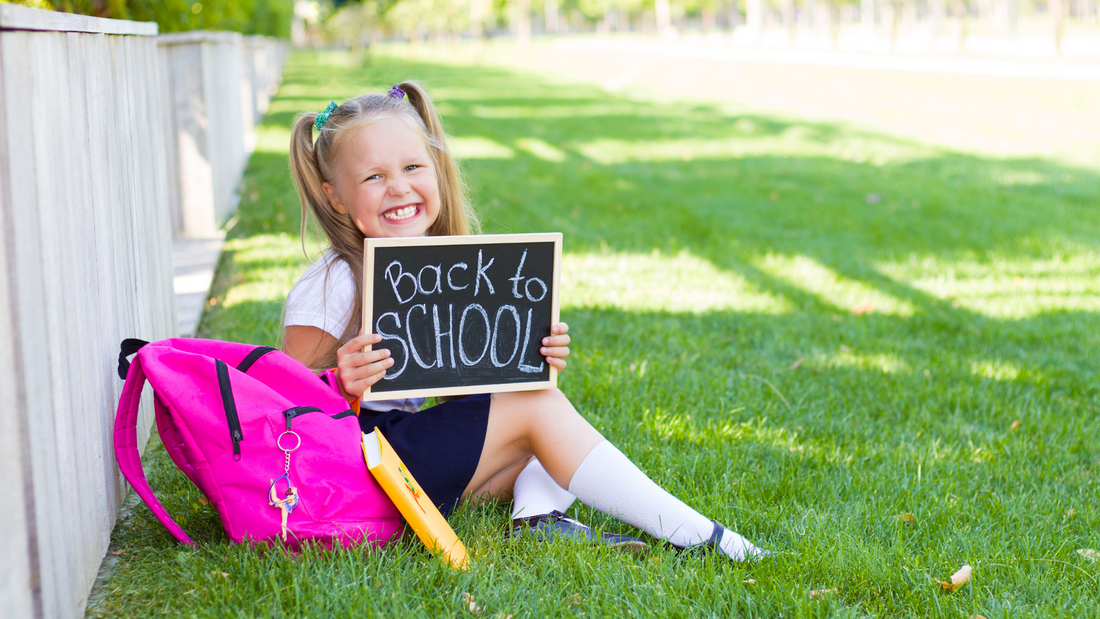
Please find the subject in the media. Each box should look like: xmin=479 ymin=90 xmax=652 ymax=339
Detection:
xmin=282 ymin=82 xmax=764 ymax=560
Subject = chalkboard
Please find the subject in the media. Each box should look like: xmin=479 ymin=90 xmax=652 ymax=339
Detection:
xmin=362 ymin=233 xmax=562 ymax=401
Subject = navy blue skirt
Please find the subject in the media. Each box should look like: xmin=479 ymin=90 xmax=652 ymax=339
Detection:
xmin=358 ymin=394 xmax=491 ymax=517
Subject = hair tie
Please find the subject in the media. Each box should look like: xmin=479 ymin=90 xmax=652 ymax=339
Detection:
xmin=314 ymin=101 xmax=338 ymax=131
xmin=388 ymin=85 xmax=406 ymax=100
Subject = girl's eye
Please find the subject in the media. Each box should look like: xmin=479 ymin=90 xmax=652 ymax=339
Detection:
xmin=365 ymin=174 xmax=381 ymax=181
xmin=404 ymin=165 xmax=420 ymax=172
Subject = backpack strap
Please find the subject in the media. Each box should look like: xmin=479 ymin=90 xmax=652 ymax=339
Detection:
xmin=113 ymin=351 xmax=196 ymax=545
xmin=117 ymin=338 xmax=149 ymax=379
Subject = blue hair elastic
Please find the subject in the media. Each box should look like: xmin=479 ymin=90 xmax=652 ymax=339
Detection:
xmin=388 ymin=85 xmax=406 ymax=100
xmin=314 ymin=101 xmax=338 ymax=131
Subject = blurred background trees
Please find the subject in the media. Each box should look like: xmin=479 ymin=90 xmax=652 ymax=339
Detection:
xmin=7 ymin=0 xmax=295 ymax=36
xmin=8 ymin=0 xmax=1098 ymax=54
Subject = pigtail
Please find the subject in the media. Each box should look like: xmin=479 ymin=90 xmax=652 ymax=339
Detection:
xmin=399 ymin=82 xmax=480 ymax=237
xmin=289 ymin=113 xmax=329 ymax=247
xmin=287 ymin=110 xmax=366 ymax=371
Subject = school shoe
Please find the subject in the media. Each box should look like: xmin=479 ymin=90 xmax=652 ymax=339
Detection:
xmin=673 ymin=520 xmax=770 ymax=562
xmin=510 ymin=510 xmax=648 ymax=553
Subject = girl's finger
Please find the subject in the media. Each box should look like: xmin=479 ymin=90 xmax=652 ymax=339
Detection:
xmin=359 ymin=348 xmax=391 ymax=364
xmin=340 ymin=347 xmax=390 ymax=372
xmin=541 ymin=334 xmax=570 ymax=347
xmin=360 ymin=365 xmax=391 ymax=388
xmin=344 ymin=332 xmax=382 ymax=352
xmin=540 ymin=346 xmax=570 ymax=359
xmin=546 ymin=357 xmax=567 ymax=371
xmin=551 ymin=322 xmax=569 ymax=335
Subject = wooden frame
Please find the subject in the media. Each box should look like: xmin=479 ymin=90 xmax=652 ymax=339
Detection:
xmin=363 ymin=233 xmax=562 ymax=401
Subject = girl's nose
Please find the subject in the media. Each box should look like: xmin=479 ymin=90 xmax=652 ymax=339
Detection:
xmin=387 ymin=177 xmax=410 ymax=196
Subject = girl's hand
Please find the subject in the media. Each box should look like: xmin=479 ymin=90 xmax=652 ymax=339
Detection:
xmin=540 ymin=322 xmax=571 ymax=373
xmin=336 ymin=333 xmax=394 ymax=398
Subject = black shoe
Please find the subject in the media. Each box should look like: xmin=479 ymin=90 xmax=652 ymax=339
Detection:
xmin=510 ymin=510 xmax=648 ymax=553
xmin=673 ymin=520 xmax=768 ymax=562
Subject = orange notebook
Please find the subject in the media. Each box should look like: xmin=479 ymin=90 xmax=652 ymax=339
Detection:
xmin=362 ymin=428 xmax=469 ymax=570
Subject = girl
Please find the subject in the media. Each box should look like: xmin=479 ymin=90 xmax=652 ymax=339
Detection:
xmin=282 ymin=82 xmax=764 ymax=561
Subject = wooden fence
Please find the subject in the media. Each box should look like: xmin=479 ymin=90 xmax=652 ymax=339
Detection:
xmin=0 ymin=5 xmax=285 ymax=618
xmin=160 ymin=31 xmax=287 ymax=236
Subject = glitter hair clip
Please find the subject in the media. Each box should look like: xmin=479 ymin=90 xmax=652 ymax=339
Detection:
xmin=388 ymin=85 xmax=406 ymax=100
xmin=314 ymin=101 xmax=338 ymax=131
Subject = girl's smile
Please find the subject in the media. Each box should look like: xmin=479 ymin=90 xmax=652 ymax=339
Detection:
xmin=322 ymin=117 xmax=441 ymax=238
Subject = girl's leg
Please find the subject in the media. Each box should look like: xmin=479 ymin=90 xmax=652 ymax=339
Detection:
xmin=461 ymin=389 xmax=604 ymax=495
xmin=465 ymin=456 xmax=532 ymax=504
xmin=464 ymin=389 xmax=762 ymax=561
xmin=509 ymin=459 xmax=575 ymax=519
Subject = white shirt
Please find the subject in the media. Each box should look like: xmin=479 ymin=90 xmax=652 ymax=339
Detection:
xmin=285 ymin=250 xmax=425 ymax=414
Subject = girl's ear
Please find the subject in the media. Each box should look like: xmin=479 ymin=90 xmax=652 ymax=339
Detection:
xmin=322 ymin=182 xmax=348 ymax=215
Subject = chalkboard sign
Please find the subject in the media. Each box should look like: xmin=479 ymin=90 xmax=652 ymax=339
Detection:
xmin=362 ymin=233 xmax=562 ymax=401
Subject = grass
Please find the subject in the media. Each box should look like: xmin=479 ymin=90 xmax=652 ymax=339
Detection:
xmin=89 ymin=48 xmax=1100 ymax=618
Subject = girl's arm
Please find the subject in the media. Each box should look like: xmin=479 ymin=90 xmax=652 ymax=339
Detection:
xmin=542 ymin=322 xmax=571 ymax=372
xmin=283 ymin=326 xmax=393 ymax=398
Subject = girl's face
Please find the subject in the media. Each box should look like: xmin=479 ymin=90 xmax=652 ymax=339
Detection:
xmin=322 ymin=117 xmax=441 ymax=239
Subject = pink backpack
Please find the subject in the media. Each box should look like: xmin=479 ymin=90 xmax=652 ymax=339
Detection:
xmin=114 ymin=338 xmax=404 ymax=549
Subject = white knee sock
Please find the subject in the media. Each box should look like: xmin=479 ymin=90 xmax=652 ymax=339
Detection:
xmin=510 ymin=458 xmax=576 ymax=520
xmin=567 ymin=441 xmax=761 ymax=561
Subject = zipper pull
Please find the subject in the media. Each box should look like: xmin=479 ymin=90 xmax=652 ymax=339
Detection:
xmin=232 ymin=430 xmax=242 ymax=460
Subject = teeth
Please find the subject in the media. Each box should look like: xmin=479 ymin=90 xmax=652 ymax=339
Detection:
xmin=383 ymin=205 xmax=417 ymax=221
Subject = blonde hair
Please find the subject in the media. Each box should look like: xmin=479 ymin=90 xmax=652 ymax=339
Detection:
xmin=288 ymin=81 xmax=480 ymax=370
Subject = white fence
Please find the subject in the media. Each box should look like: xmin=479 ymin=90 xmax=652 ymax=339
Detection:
xmin=0 ymin=5 xmax=285 ymax=618
xmin=160 ymin=31 xmax=287 ymax=236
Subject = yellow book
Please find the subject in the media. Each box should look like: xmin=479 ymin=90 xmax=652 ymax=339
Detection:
xmin=362 ymin=428 xmax=469 ymax=570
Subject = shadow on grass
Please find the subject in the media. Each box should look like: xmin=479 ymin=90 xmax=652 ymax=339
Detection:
xmin=98 ymin=50 xmax=1100 ymax=618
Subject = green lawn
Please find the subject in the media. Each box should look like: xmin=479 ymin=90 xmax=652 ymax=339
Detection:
xmin=90 ymin=49 xmax=1100 ymax=618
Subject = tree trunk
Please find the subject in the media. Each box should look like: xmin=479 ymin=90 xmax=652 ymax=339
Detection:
xmin=862 ymin=0 xmax=876 ymax=36
xmin=747 ymin=0 xmax=764 ymax=32
xmin=956 ymin=0 xmax=969 ymax=50
xmin=516 ymin=0 xmax=531 ymax=54
xmin=830 ymin=1 xmax=841 ymax=46
xmin=1051 ymin=0 xmax=1065 ymax=54
xmin=703 ymin=6 xmax=717 ymax=31
xmin=884 ymin=0 xmax=898 ymax=47
xmin=656 ymin=0 xmax=673 ymax=37
xmin=470 ymin=0 xmax=485 ymax=38
xmin=729 ymin=0 xmax=743 ymax=28
xmin=929 ymin=0 xmax=945 ymax=36
xmin=783 ymin=0 xmax=796 ymax=42
xmin=545 ymin=0 xmax=559 ymax=33
xmin=902 ymin=0 xmax=916 ymax=35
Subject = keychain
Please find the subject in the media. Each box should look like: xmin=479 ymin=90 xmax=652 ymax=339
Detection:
xmin=268 ymin=430 xmax=301 ymax=542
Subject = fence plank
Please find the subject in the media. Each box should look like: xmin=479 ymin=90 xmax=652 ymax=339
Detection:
xmin=1 ymin=11 xmax=281 ymax=617
xmin=0 ymin=29 xmax=39 ymax=619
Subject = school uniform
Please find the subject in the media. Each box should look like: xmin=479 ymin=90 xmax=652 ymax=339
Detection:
xmin=285 ymin=250 xmax=489 ymax=516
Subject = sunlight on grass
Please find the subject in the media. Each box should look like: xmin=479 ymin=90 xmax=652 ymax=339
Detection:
xmin=970 ymin=359 xmax=1024 ymax=381
xmin=878 ymin=253 xmax=1100 ymax=318
xmin=470 ymin=104 xmax=643 ymax=118
xmin=255 ymin=126 xmax=293 ymax=154
xmin=220 ymin=234 xmax=322 ymax=308
xmin=819 ymin=349 xmax=911 ymax=375
xmin=561 ymin=250 xmax=790 ymax=314
xmin=514 ymin=138 xmax=566 ymax=162
xmin=451 ymin=136 xmax=515 ymax=159
xmin=990 ymin=169 xmax=1048 ymax=186
xmin=754 ymin=253 xmax=916 ymax=316
xmin=574 ymin=133 xmax=937 ymax=166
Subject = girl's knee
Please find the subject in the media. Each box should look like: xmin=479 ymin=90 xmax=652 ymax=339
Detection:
xmin=492 ymin=388 xmax=579 ymax=432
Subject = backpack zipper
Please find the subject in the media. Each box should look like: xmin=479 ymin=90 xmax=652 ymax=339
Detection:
xmin=215 ymin=360 xmax=244 ymax=460
xmin=282 ymin=406 xmax=356 ymax=430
